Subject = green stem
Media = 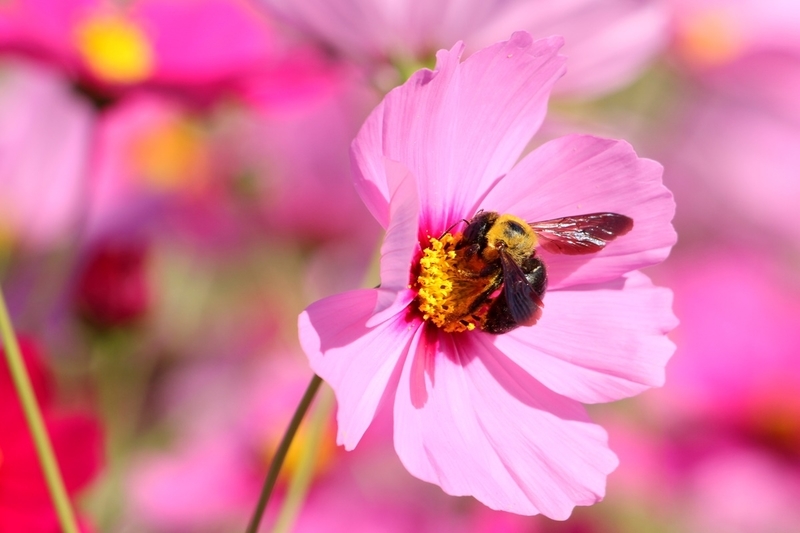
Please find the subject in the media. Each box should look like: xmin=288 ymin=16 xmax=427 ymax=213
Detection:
xmin=272 ymin=384 xmax=334 ymax=533
xmin=245 ymin=374 xmax=323 ymax=533
xmin=0 ymin=287 xmax=80 ymax=533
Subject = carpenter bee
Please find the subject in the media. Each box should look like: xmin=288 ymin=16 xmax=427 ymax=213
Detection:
xmin=446 ymin=211 xmax=633 ymax=334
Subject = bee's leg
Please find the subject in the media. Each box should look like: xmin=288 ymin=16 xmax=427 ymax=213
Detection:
xmin=483 ymin=295 xmax=522 ymax=334
xmin=465 ymin=276 xmax=502 ymax=315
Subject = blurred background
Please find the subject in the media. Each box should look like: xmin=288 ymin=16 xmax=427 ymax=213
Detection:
xmin=1 ymin=0 xmax=799 ymax=532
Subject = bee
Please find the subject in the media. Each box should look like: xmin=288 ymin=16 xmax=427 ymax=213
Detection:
xmin=445 ymin=211 xmax=633 ymax=334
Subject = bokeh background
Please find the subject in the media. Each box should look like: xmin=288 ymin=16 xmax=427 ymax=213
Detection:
xmin=1 ymin=0 xmax=799 ymax=532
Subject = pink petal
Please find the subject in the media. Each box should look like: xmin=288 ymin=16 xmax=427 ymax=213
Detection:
xmin=488 ymin=272 xmax=676 ymax=404
xmin=259 ymin=0 xmax=390 ymax=61
xmin=351 ymin=32 xmax=566 ymax=234
xmin=394 ymin=327 xmax=618 ymax=518
xmin=369 ymin=158 xmax=420 ymax=324
xmin=260 ymin=0 xmax=512 ymax=62
xmin=134 ymin=0 xmax=273 ymax=85
xmin=473 ymin=0 xmax=669 ymax=97
xmin=49 ymin=413 xmax=104 ymax=494
xmin=481 ymin=134 xmax=676 ymax=288
xmin=0 ymin=59 xmax=92 ymax=248
xmin=299 ymin=289 xmax=418 ymax=449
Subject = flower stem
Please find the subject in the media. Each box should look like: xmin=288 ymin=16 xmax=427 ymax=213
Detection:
xmin=272 ymin=384 xmax=334 ymax=533
xmin=245 ymin=373 xmax=323 ymax=533
xmin=0 ymin=288 xmax=80 ymax=533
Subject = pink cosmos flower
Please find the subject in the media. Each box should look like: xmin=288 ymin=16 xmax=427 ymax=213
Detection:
xmin=299 ymin=32 xmax=677 ymax=518
xmin=0 ymin=337 xmax=103 ymax=532
xmin=262 ymin=0 xmax=669 ymax=97
xmin=83 ymin=94 xmax=212 ymax=241
xmin=0 ymin=0 xmax=334 ymax=106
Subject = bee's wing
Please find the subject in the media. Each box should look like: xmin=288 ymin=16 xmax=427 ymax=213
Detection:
xmin=499 ymin=251 xmax=543 ymax=326
xmin=529 ymin=213 xmax=633 ymax=255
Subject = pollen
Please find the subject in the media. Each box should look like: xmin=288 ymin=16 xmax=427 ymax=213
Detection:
xmin=416 ymin=234 xmax=478 ymax=333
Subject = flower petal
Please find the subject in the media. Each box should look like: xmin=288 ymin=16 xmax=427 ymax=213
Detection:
xmin=299 ymin=289 xmax=418 ymax=449
xmin=394 ymin=327 xmax=618 ymax=518
xmin=351 ymin=32 xmax=566 ymax=234
xmin=489 ymin=272 xmax=676 ymax=404
xmin=368 ymin=158 xmax=420 ymax=324
xmin=472 ymin=0 xmax=669 ymax=97
xmin=49 ymin=413 xmax=104 ymax=493
xmin=481 ymin=134 xmax=676 ymax=288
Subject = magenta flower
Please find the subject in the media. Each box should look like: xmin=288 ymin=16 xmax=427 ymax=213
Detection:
xmin=0 ymin=337 xmax=103 ymax=532
xmin=0 ymin=0 xmax=333 ymax=106
xmin=299 ymin=33 xmax=677 ymax=518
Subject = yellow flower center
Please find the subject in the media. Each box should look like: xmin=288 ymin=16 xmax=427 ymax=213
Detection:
xmin=677 ymin=9 xmax=744 ymax=67
xmin=75 ymin=13 xmax=154 ymax=84
xmin=128 ymin=117 xmax=210 ymax=192
xmin=416 ymin=234 xmax=481 ymax=333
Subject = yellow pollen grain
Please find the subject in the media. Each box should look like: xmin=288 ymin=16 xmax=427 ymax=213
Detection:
xmin=416 ymin=234 xmax=476 ymax=333
xmin=76 ymin=13 xmax=154 ymax=84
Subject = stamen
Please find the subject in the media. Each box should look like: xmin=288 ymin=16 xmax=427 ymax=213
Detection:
xmin=415 ymin=234 xmax=479 ymax=333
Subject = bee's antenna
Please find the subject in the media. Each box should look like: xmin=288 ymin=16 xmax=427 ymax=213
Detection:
xmin=440 ymin=218 xmax=468 ymax=239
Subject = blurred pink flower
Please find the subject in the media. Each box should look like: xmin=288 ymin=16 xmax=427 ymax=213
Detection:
xmin=262 ymin=0 xmax=669 ymax=97
xmin=681 ymin=448 xmax=800 ymax=533
xmin=0 ymin=337 xmax=103 ymax=532
xmin=658 ymin=0 xmax=800 ymax=247
xmin=222 ymin=77 xmax=381 ymax=244
xmin=84 ymin=94 xmax=213 ymax=240
xmin=647 ymin=248 xmax=800 ymax=456
xmin=0 ymin=58 xmax=93 ymax=251
xmin=299 ymin=33 xmax=676 ymax=518
xmin=0 ymin=0 xmax=332 ymax=105
xmin=127 ymin=354 xmax=327 ymax=531
xmin=660 ymin=90 xmax=800 ymax=245
xmin=669 ymin=0 xmax=800 ymax=70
